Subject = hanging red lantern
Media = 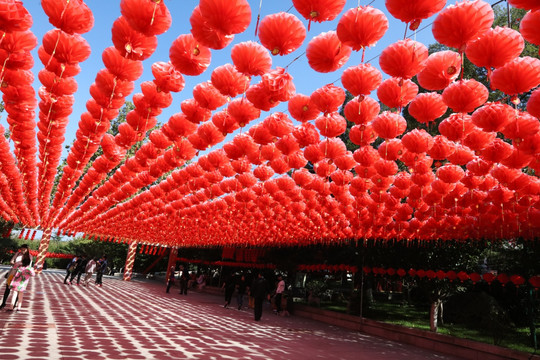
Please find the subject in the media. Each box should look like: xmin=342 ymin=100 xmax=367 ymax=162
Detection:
xmin=169 ymin=34 xmax=212 ymax=76
xmin=471 ymin=102 xmax=515 ymax=133
xmin=0 ymin=0 xmax=33 ymax=32
xmin=112 ymin=16 xmax=157 ymax=61
xmin=120 ymin=0 xmax=172 ymax=36
xmin=377 ymin=77 xmax=418 ymax=109
xmin=408 ymin=93 xmax=448 ymax=124
xmin=509 ymin=0 xmax=540 ymax=11
xmin=336 ymin=6 xmax=388 ymax=51
xmin=190 ymin=6 xmax=234 ymax=50
xmin=490 ymin=57 xmax=540 ymax=96
xmin=261 ymin=67 xmax=295 ymax=102
xmin=349 ymin=124 xmax=377 ymax=146
xmin=310 ymin=84 xmax=345 ymax=114
xmin=401 ymin=129 xmax=434 ymax=154
xmin=306 ymin=31 xmax=351 ymax=73
xmin=432 ymin=0 xmax=494 ymax=52
xmin=529 ymin=276 xmax=540 ymax=290
xmin=442 ymin=79 xmax=488 ymax=113
xmin=438 ymin=113 xmax=475 ymax=142
xmin=385 ymin=0 xmax=445 ymax=30
xmin=378 ymin=139 xmax=403 ymax=161
xmin=371 ymin=112 xmax=407 ymax=139
xmin=465 ymin=27 xmax=524 ymax=72
xmin=417 ymin=51 xmax=461 ymax=91
xmin=193 ymin=81 xmax=228 ymax=110
xmin=527 ymin=88 xmax=540 ymax=119
xmin=315 ymin=112 xmax=347 ymax=138
xmin=288 ymin=94 xmax=320 ymax=122
xmin=211 ymin=64 xmax=250 ymax=98
xmin=341 ymin=64 xmax=382 ymax=96
xmin=198 ymin=0 xmax=251 ymax=35
xmin=292 ymin=0 xmax=346 ymax=30
xmin=231 ymin=41 xmax=272 ymax=77
xmin=520 ymin=10 xmax=540 ymax=49
xmin=228 ymin=98 xmax=261 ymax=127
xmin=379 ymin=39 xmax=428 ymax=79
xmin=481 ymin=139 xmax=513 ymax=163
xmin=258 ymin=12 xmax=306 ymax=56
xmin=343 ymin=97 xmax=380 ymax=125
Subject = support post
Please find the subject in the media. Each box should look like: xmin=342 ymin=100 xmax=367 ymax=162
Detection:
xmin=34 ymin=228 xmax=52 ymax=275
xmin=166 ymin=247 xmax=178 ymax=282
xmin=123 ymin=241 xmax=138 ymax=281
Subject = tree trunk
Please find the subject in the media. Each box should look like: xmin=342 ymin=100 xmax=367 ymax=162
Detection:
xmin=430 ymin=300 xmax=442 ymax=332
xmin=438 ymin=301 xmax=444 ymax=326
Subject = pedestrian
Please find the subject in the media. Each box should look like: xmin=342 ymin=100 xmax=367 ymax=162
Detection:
xmin=178 ymin=266 xmax=189 ymax=295
xmin=236 ymin=274 xmax=248 ymax=310
xmin=1 ymin=244 xmax=31 ymax=309
xmin=166 ymin=265 xmax=176 ymax=293
xmin=95 ymin=255 xmax=108 ymax=287
xmin=274 ymin=275 xmax=286 ymax=315
xmin=8 ymin=256 xmax=35 ymax=311
xmin=83 ymin=257 xmax=97 ymax=286
xmin=222 ymin=272 xmax=235 ymax=308
xmin=70 ymin=254 xmax=88 ymax=285
xmin=64 ymin=256 xmax=78 ymax=284
xmin=250 ymin=273 xmax=270 ymax=321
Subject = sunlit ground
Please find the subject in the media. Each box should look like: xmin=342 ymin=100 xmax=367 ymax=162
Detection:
xmin=0 ymin=269 xmax=462 ymax=360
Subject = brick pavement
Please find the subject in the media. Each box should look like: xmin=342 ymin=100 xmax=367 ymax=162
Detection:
xmin=0 ymin=269 xmax=463 ymax=360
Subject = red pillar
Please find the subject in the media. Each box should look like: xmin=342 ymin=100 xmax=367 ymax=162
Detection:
xmin=34 ymin=228 xmax=52 ymax=274
xmin=123 ymin=241 xmax=138 ymax=281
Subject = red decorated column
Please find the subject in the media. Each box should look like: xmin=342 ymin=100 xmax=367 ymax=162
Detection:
xmin=34 ymin=228 xmax=52 ymax=274
xmin=166 ymin=247 xmax=178 ymax=281
xmin=123 ymin=241 xmax=138 ymax=281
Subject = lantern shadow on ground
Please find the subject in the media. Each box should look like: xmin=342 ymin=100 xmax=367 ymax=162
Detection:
xmin=0 ymin=270 xmax=461 ymax=360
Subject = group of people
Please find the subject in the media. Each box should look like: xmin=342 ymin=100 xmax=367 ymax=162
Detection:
xmin=222 ymin=272 xmax=289 ymax=321
xmin=64 ymin=255 xmax=108 ymax=287
xmin=166 ymin=265 xmax=207 ymax=294
xmin=1 ymin=244 xmax=35 ymax=311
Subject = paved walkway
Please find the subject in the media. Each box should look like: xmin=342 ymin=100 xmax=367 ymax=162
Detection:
xmin=0 ymin=269 xmax=463 ymax=360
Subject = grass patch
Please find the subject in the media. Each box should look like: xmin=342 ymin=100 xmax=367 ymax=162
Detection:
xmin=313 ymin=300 xmax=537 ymax=354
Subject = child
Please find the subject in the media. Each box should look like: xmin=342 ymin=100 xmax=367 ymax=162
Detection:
xmin=9 ymin=257 xmax=35 ymax=311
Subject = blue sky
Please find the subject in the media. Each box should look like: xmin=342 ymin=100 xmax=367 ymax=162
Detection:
xmin=15 ymin=0 xmax=441 ymax=158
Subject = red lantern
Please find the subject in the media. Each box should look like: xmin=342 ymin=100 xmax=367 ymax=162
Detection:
xmin=385 ymin=0 xmax=446 ymax=30
xmin=198 ymin=0 xmax=251 ymax=35
xmin=417 ymin=50 xmax=461 ymax=90
xmin=490 ymin=57 xmax=540 ymax=96
xmin=401 ymin=129 xmax=434 ymax=154
xmin=336 ymin=6 xmax=388 ymax=51
xmin=190 ymin=6 xmax=234 ymax=50
xmin=310 ymin=84 xmax=345 ymax=114
xmin=408 ymin=93 xmax=448 ymax=124
xmin=292 ymin=0 xmax=346 ymax=30
xmin=520 ymin=10 xmax=540 ymax=48
xmin=341 ymin=64 xmax=382 ymax=96
xmin=442 ymin=79 xmax=488 ymax=113
xmin=306 ymin=31 xmax=351 ymax=73
xmin=211 ymin=64 xmax=250 ymax=98
xmin=432 ymin=0 xmax=494 ymax=52
xmin=258 ymin=12 xmax=306 ymax=56
xmin=169 ymin=34 xmax=212 ymax=76
xmin=371 ymin=112 xmax=407 ymax=139
xmin=231 ymin=41 xmax=272 ymax=76
xmin=379 ymin=39 xmax=428 ymax=79
xmin=471 ymin=103 xmax=515 ymax=133
xmin=288 ymin=94 xmax=320 ymax=122
xmin=120 ymin=0 xmax=172 ymax=36
xmin=377 ymin=77 xmax=418 ymax=109
xmin=509 ymin=0 xmax=540 ymax=11
xmin=465 ymin=27 xmax=524 ymax=71
xmin=343 ymin=97 xmax=380 ymax=125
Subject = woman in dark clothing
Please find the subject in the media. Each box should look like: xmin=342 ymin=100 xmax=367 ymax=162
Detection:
xmin=236 ymin=275 xmax=248 ymax=310
xmin=250 ymin=273 xmax=270 ymax=321
xmin=222 ymin=273 xmax=236 ymax=308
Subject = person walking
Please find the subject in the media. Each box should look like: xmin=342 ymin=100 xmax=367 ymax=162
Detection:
xmin=95 ymin=255 xmax=108 ymax=287
xmin=1 ymin=244 xmax=31 ymax=309
xmin=166 ymin=265 xmax=176 ymax=293
xmin=236 ymin=274 xmax=248 ymax=310
xmin=274 ymin=275 xmax=286 ymax=315
xmin=178 ymin=266 xmax=189 ymax=295
xmin=70 ymin=255 xmax=87 ymax=285
xmin=222 ymin=273 xmax=236 ymax=308
xmin=64 ymin=256 xmax=78 ymax=284
xmin=82 ymin=257 xmax=97 ymax=286
xmin=8 ymin=256 xmax=35 ymax=311
xmin=251 ymin=273 xmax=270 ymax=321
